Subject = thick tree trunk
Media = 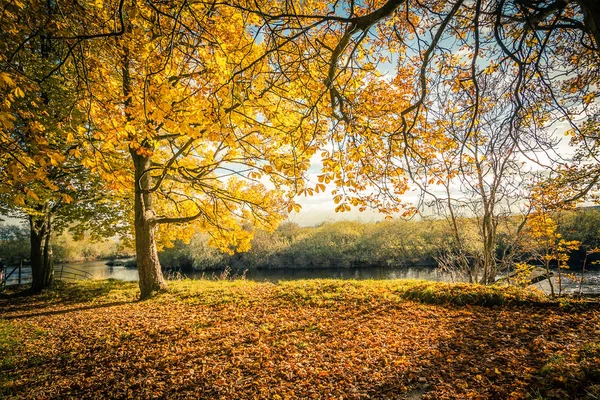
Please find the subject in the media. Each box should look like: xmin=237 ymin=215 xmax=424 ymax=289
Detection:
xmin=576 ymin=0 xmax=600 ymax=50
xmin=29 ymin=210 xmax=53 ymax=293
xmin=43 ymin=220 xmax=54 ymax=287
xmin=132 ymin=150 xmax=167 ymax=299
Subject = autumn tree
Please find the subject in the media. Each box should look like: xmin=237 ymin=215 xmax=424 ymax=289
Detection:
xmin=237 ymin=0 xmax=594 ymax=196
xmin=232 ymin=0 xmax=600 ymax=282
xmin=0 ymin=0 xmax=128 ymax=292
xmin=522 ymin=183 xmax=582 ymax=296
xmin=2 ymin=0 xmax=325 ymax=298
xmin=409 ymin=71 xmax=547 ymax=284
xmin=58 ymin=0 xmax=329 ymax=298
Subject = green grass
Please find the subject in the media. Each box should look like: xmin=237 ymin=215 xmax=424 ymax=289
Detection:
xmin=0 ymin=320 xmax=19 ymax=365
xmin=535 ymin=342 xmax=600 ymax=399
xmin=0 ymin=319 xmax=23 ymax=395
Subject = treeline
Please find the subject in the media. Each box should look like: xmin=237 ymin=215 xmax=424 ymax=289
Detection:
xmin=3 ymin=208 xmax=599 ymax=271
xmin=159 ymin=220 xmax=446 ymax=271
xmin=158 ymin=208 xmax=600 ymax=271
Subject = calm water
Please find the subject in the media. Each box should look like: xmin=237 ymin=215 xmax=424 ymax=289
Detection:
xmin=2 ymin=260 xmax=139 ymax=284
xmin=184 ymin=265 xmax=460 ymax=283
xmin=530 ymin=274 xmax=600 ymax=295
xmin=4 ymin=260 xmax=600 ymax=295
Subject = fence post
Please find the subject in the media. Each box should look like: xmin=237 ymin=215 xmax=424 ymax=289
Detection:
xmin=18 ymin=259 xmax=22 ymax=285
xmin=60 ymin=265 xmax=63 ymax=280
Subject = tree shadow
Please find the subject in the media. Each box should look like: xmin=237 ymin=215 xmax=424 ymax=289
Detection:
xmin=0 ymin=279 xmax=138 ymax=317
xmin=365 ymin=303 xmax=599 ymax=399
xmin=1 ymin=300 xmax=134 ymax=320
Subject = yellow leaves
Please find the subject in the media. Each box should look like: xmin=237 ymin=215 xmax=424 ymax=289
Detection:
xmin=287 ymin=203 xmax=301 ymax=213
xmin=483 ymin=63 xmax=499 ymax=75
xmin=13 ymin=194 xmax=25 ymax=206
xmin=44 ymin=179 xmax=59 ymax=191
xmin=0 ymin=112 xmax=16 ymax=129
xmin=81 ymin=157 xmax=95 ymax=169
xmin=334 ymin=203 xmax=351 ymax=213
xmin=13 ymin=87 xmax=24 ymax=98
xmin=24 ymin=187 xmax=39 ymax=201
xmin=47 ymin=152 xmax=66 ymax=167
xmin=11 ymin=0 xmax=25 ymax=9
xmin=28 ymin=121 xmax=45 ymax=133
xmin=583 ymin=93 xmax=595 ymax=105
xmin=513 ymin=263 xmax=535 ymax=285
xmin=302 ymin=187 xmax=315 ymax=196
xmin=248 ymin=171 xmax=262 ymax=180
xmin=135 ymin=147 xmax=154 ymax=157
xmin=525 ymin=183 xmax=581 ymax=276
xmin=316 ymin=174 xmax=331 ymax=184
xmin=61 ymin=193 xmax=74 ymax=204
xmin=0 ymin=72 xmax=16 ymax=88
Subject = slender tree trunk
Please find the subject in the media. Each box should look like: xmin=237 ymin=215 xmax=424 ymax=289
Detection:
xmin=480 ymin=211 xmax=498 ymax=285
xmin=557 ymin=264 xmax=563 ymax=296
xmin=132 ymin=150 xmax=167 ymax=299
xmin=544 ymin=257 xmax=555 ymax=297
xmin=29 ymin=209 xmax=53 ymax=293
xmin=30 ymin=217 xmax=45 ymax=293
xmin=579 ymin=251 xmax=587 ymax=298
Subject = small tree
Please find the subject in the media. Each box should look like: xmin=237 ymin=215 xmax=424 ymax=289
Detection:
xmin=522 ymin=185 xmax=581 ymax=296
xmin=0 ymin=4 xmax=127 ymax=292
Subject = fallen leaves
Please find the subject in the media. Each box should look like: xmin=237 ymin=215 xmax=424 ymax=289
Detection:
xmin=0 ymin=280 xmax=599 ymax=399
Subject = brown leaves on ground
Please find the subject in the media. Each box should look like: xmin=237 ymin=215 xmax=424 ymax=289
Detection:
xmin=0 ymin=279 xmax=599 ymax=399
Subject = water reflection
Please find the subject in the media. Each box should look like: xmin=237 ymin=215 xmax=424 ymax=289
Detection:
xmin=56 ymin=260 xmax=139 ymax=282
xmin=183 ymin=266 xmax=464 ymax=283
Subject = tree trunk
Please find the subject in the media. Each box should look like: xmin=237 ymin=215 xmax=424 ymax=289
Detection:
xmin=480 ymin=212 xmax=498 ymax=285
xmin=42 ymin=215 xmax=54 ymax=287
xmin=576 ymin=0 xmax=600 ymax=50
xmin=132 ymin=150 xmax=167 ymax=299
xmin=545 ymin=258 xmax=555 ymax=297
xmin=29 ymin=209 xmax=53 ymax=293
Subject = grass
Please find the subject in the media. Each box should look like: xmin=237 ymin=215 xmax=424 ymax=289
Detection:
xmin=0 ymin=278 xmax=599 ymax=399
xmin=0 ymin=320 xmax=20 ymax=371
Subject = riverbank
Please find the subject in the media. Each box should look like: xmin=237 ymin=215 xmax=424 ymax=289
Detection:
xmin=1 ymin=279 xmax=599 ymax=399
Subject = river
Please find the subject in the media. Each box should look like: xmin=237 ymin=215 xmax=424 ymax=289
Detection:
xmin=51 ymin=261 xmax=460 ymax=283
xmin=4 ymin=260 xmax=600 ymax=295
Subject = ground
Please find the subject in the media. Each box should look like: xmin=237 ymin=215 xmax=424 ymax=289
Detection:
xmin=1 ymin=279 xmax=599 ymax=399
